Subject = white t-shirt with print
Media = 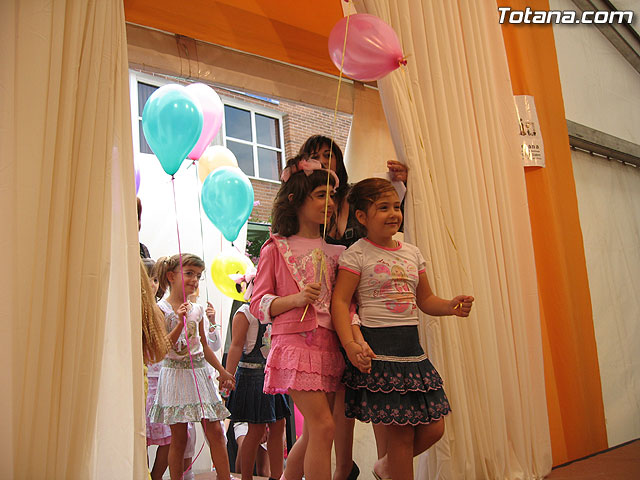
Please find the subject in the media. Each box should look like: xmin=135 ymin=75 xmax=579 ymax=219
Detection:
xmin=158 ymin=300 xmax=204 ymax=360
xmin=339 ymin=238 xmax=427 ymax=328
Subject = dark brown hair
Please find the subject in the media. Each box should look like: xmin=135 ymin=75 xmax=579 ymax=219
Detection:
xmin=142 ymin=257 xmax=155 ymax=276
xmin=299 ymin=135 xmax=349 ymax=202
xmin=154 ymin=253 xmax=205 ymax=300
xmin=271 ymin=155 xmax=337 ymax=237
xmin=347 ymin=177 xmax=398 ymax=222
xmin=137 ymin=197 xmax=143 ymax=231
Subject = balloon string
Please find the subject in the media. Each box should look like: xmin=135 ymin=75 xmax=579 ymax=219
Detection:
xmin=324 ymin=7 xmax=350 ymax=243
xmin=397 ymin=66 xmax=471 ymax=286
xmin=193 ymin=161 xmax=210 ymax=304
xmin=172 ymin=176 xmax=208 ymax=477
xmin=301 ymin=8 xmax=352 ymax=324
xmin=232 ymin=242 xmax=245 ymax=257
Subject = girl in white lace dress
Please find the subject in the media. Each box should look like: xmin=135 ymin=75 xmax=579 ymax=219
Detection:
xmin=149 ymin=253 xmax=235 ymax=480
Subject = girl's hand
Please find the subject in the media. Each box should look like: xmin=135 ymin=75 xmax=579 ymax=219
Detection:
xmin=355 ymin=352 xmax=372 ymax=373
xmin=449 ymin=295 xmax=474 ymax=317
xmin=218 ymin=370 xmax=236 ymax=391
xmin=294 ymin=282 xmax=321 ymax=307
xmin=355 ymin=341 xmax=375 ymax=373
xmin=345 ymin=341 xmax=371 ymax=373
xmin=176 ymin=302 xmax=191 ymax=320
xmin=387 ymin=160 xmax=408 ymax=183
xmin=206 ymin=301 xmax=216 ymax=321
xmin=357 ymin=340 xmax=376 ymax=361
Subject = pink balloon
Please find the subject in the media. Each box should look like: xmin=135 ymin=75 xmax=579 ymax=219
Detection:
xmin=328 ymin=14 xmax=405 ymax=82
xmin=186 ymin=83 xmax=224 ymax=160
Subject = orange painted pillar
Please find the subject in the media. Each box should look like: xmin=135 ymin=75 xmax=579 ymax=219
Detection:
xmin=498 ymin=0 xmax=608 ymax=465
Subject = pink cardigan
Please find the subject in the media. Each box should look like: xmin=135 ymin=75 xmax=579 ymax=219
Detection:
xmin=250 ymin=235 xmax=341 ymax=335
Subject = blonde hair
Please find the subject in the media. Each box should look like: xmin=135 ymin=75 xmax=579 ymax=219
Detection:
xmin=140 ymin=260 xmax=170 ymax=364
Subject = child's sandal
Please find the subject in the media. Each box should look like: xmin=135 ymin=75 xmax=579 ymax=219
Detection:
xmin=372 ymin=470 xmax=391 ymax=480
xmin=346 ymin=461 xmax=360 ymax=480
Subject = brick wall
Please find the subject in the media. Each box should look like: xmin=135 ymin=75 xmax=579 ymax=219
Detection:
xmin=214 ymin=85 xmax=353 ymax=224
xmin=249 ymin=179 xmax=279 ymax=223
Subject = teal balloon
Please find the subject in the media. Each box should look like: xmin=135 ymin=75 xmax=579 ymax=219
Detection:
xmin=201 ymin=166 xmax=255 ymax=242
xmin=142 ymin=84 xmax=203 ymax=176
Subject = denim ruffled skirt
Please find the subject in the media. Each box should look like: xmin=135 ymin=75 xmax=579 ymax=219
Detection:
xmin=343 ymin=325 xmax=451 ymax=425
xmin=227 ymin=364 xmax=291 ymax=423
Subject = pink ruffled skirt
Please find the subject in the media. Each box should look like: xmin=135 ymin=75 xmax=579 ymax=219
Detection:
xmin=264 ymin=327 xmax=345 ymax=394
xmin=146 ymin=366 xmax=171 ymax=446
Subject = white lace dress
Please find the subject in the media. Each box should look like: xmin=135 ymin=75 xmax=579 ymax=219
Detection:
xmin=149 ymin=300 xmax=229 ymax=425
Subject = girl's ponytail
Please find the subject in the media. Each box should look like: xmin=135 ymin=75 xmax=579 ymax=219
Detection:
xmin=153 ymin=256 xmax=175 ymax=301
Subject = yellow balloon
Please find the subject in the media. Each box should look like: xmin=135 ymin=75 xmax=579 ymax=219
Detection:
xmin=210 ymin=251 xmax=254 ymax=302
xmin=198 ymin=145 xmax=239 ymax=183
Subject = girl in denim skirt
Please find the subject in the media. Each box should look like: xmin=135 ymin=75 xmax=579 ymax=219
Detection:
xmin=332 ymin=178 xmax=474 ymax=480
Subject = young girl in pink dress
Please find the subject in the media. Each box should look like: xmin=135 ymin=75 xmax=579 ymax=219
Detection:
xmin=250 ymin=155 xmax=345 ymax=480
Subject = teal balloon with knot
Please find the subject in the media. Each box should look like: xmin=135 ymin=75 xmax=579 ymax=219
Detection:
xmin=201 ymin=166 xmax=255 ymax=243
xmin=142 ymin=84 xmax=203 ymax=176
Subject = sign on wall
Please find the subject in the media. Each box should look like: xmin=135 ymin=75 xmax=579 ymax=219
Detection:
xmin=514 ymin=95 xmax=545 ymax=167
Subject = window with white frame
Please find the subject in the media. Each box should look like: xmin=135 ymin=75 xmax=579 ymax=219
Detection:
xmin=129 ymin=71 xmax=285 ymax=182
xmin=130 ymin=71 xmax=172 ymax=156
xmin=223 ymin=101 xmax=284 ymax=182
xmin=136 ymin=81 xmax=159 ymax=155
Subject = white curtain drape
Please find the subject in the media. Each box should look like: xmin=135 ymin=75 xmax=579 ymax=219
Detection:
xmin=571 ymin=150 xmax=640 ymax=448
xmin=348 ymin=1 xmax=552 ymax=478
xmin=3 ymin=0 xmax=142 ymax=478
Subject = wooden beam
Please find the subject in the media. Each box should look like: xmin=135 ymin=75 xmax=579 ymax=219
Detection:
xmin=126 ymin=23 xmax=355 ymax=114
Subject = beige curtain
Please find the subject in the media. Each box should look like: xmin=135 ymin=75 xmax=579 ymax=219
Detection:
xmin=0 ymin=1 xmax=17 ymax=476
xmin=2 ymin=0 xmax=143 ymax=478
xmin=348 ymin=1 xmax=552 ymax=478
